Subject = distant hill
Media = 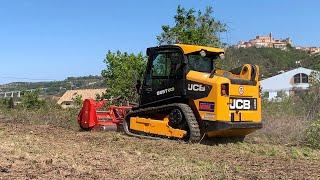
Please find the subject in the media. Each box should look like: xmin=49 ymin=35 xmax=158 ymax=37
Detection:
xmin=0 ymin=75 xmax=105 ymax=96
xmin=223 ymin=47 xmax=320 ymax=78
xmin=2 ymin=48 xmax=320 ymax=95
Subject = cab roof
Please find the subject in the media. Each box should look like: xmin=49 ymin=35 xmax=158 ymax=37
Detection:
xmin=146 ymin=44 xmax=224 ymax=56
xmin=175 ymin=44 xmax=224 ymax=54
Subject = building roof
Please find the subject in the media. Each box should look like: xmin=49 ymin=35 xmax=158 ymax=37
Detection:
xmin=260 ymin=67 xmax=316 ymax=91
xmin=57 ymin=88 xmax=107 ymax=105
xmin=175 ymin=44 xmax=224 ymax=54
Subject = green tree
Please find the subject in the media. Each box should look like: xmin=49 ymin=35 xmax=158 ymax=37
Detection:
xmin=305 ymin=71 xmax=320 ymax=120
xmin=157 ymin=5 xmax=227 ymax=47
xmin=8 ymin=97 xmax=14 ymax=109
xmin=21 ymin=90 xmax=45 ymax=109
xmin=223 ymin=47 xmax=314 ymax=77
xmin=306 ymin=118 xmax=320 ymax=149
xmin=309 ymin=71 xmax=320 ymax=86
xmin=72 ymin=94 xmax=83 ymax=107
xmin=101 ymin=51 xmax=146 ymax=102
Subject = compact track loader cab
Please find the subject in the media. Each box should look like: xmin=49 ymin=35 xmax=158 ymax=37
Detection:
xmin=123 ymin=44 xmax=262 ymax=142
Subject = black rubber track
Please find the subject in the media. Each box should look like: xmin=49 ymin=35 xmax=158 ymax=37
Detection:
xmin=123 ymin=103 xmax=201 ymax=143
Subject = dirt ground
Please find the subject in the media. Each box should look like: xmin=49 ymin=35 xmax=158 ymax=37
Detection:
xmin=0 ymin=120 xmax=320 ymax=180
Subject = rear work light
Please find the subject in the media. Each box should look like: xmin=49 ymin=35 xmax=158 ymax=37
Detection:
xmin=259 ymin=85 xmax=262 ymax=98
xmin=221 ymin=83 xmax=229 ymax=96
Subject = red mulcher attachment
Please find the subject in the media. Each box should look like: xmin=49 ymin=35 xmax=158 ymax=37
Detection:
xmin=77 ymin=99 xmax=132 ymax=131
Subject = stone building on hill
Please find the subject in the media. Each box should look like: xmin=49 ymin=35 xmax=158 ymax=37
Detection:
xmin=236 ymin=33 xmax=292 ymax=50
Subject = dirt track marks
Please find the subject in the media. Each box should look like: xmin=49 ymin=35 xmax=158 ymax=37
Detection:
xmin=0 ymin=122 xmax=319 ymax=179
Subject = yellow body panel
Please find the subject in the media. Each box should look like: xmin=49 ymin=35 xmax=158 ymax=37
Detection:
xmin=130 ymin=117 xmax=187 ymax=138
xmin=175 ymin=44 xmax=224 ymax=54
xmin=215 ymin=64 xmax=260 ymax=82
xmin=186 ymin=67 xmax=262 ymax=137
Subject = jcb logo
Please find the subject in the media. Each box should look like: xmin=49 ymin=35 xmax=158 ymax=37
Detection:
xmin=230 ymin=99 xmax=251 ymax=110
xmin=188 ymin=84 xmax=205 ymax=92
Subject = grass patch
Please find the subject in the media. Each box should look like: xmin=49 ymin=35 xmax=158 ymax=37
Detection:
xmin=290 ymin=147 xmax=313 ymax=159
xmin=0 ymin=104 xmax=79 ymax=130
xmin=306 ymin=118 xmax=320 ymax=149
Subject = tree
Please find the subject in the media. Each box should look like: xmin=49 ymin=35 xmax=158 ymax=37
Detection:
xmin=101 ymin=51 xmax=146 ymax=102
xmin=21 ymin=90 xmax=45 ymax=109
xmin=309 ymin=71 xmax=320 ymax=86
xmin=72 ymin=94 xmax=83 ymax=107
xmin=305 ymin=71 xmax=320 ymax=120
xmin=223 ymin=47 xmax=314 ymax=77
xmin=157 ymin=5 xmax=227 ymax=47
xmin=8 ymin=97 xmax=14 ymax=109
xmin=101 ymin=5 xmax=226 ymax=102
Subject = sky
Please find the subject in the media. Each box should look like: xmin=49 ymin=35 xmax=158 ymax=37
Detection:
xmin=0 ymin=0 xmax=320 ymax=84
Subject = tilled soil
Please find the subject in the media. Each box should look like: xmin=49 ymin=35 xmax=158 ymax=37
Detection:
xmin=0 ymin=122 xmax=319 ymax=180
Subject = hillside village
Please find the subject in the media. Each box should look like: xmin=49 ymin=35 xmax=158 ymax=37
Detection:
xmin=235 ymin=33 xmax=320 ymax=54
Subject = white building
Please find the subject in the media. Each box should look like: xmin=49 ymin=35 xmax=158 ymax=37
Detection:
xmin=260 ymin=67 xmax=317 ymax=101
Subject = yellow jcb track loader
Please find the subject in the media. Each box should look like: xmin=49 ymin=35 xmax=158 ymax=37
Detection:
xmin=122 ymin=44 xmax=262 ymax=142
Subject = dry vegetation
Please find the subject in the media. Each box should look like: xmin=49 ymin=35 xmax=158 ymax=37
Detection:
xmin=252 ymin=97 xmax=320 ymax=147
xmin=0 ymin=122 xmax=319 ymax=179
xmin=252 ymin=105 xmax=309 ymax=145
xmin=0 ymin=97 xmax=320 ymax=179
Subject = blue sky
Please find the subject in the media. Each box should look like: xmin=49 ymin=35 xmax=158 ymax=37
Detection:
xmin=0 ymin=0 xmax=319 ymax=84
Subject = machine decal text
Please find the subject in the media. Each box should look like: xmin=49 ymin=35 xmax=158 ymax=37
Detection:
xmin=229 ymin=98 xmax=257 ymax=110
xmin=188 ymin=84 xmax=205 ymax=92
xmin=156 ymin=87 xmax=175 ymax=96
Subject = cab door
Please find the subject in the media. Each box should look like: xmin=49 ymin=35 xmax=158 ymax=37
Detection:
xmin=140 ymin=49 xmax=184 ymax=106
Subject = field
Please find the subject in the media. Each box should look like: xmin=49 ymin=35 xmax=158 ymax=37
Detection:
xmin=0 ymin=110 xmax=320 ymax=179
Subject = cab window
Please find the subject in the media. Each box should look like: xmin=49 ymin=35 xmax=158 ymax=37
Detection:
xmin=146 ymin=51 xmax=182 ymax=87
xmin=152 ymin=52 xmax=181 ymax=77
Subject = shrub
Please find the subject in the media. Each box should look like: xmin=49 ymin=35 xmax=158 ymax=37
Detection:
xmin=72 ymin=94 xmax=83 ymax=107
xmin=0 ymin=98 xmax=79 ymax=130
xmin=0 ymin=98 xmax=15 ymax=109
xmin=250 ymin=97 xmax=311 ymax=145
xmin=306 ymin=118 xmax=320 ymax=149
xmin=101 ymin=51 xmax=146 ymax=102
xmin=21 ymin=90 xmax=46 ymax=109
xmin=8 ymin=98 xmax=14 ymax=108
